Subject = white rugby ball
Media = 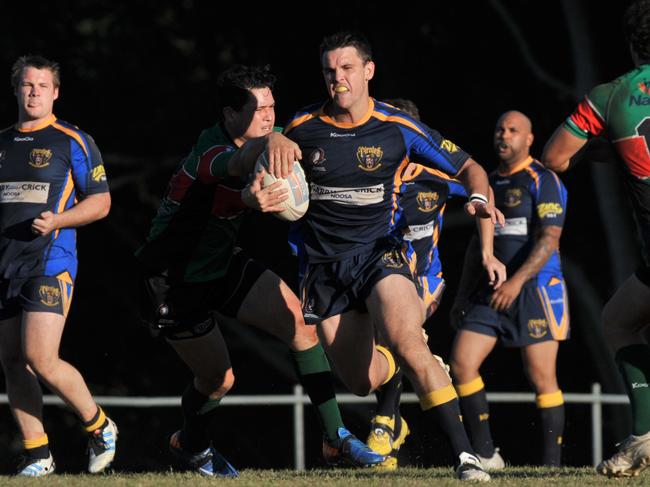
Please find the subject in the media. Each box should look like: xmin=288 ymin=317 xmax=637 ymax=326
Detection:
xmin=254 ymin=152 xmax=309 ymax=221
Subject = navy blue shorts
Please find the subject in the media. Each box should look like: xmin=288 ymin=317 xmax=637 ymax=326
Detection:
xmin=301 ymin=242 xmax=416 ymax=323
xmin=459 ymin=276 xmax=570 ymax=347
xmin=0 ymin=276 xmax=74 ymax=320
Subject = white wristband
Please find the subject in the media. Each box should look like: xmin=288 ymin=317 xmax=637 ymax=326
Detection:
xmin=469 ymin=193 xmax=488 ymax=204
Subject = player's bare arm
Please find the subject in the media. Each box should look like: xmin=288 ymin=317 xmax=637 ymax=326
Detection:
xmin=542 ymin=126 xmax=587 ymax=173
xmin=31 ymin=192 xmax=111 ymax=236
xmin=489 ymin=225 xmax=562 ymax=311
xmin=456 ymin=158 xmax=504 ymax=225
xmin=227 ymin=132 xmax=301 ymax=179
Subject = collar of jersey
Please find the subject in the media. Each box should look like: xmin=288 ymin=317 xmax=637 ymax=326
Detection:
xmin=497 ymin=155 xmax=533 ymax=176
xmin=16 ymin=114 xmax=56 ymax=133
xmin=318 ymin=98 xmax=375 ymax=128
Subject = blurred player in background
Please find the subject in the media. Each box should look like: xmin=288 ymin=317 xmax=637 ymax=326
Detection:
xmin=543 ymin=0 xmax=650 ymax=477
xmin=365 ymin=98 xmax=505 ymax=470
xmin=452 ymin=110 xmax=568 ymax=468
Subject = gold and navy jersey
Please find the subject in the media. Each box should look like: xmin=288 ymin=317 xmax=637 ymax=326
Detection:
xmin=491 ymin=157 xmax=567 ymax=279
xmin=0 ymin=114 xmax=109 ymax=281
xmin=397 ymin=165 xmax=467 ymax=278
xmin=285 ymin=99 xmax=469 ymax=260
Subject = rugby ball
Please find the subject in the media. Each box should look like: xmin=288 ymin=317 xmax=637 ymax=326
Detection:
xmin=254 ymin=152 xmax=309 ymax=221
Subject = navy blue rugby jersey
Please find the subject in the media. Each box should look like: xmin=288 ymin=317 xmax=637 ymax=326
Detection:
xmin=398 ymin=165 xmax=467 ymax=277
xmin=490 ymin=156 xmax=567 ymax=279
xmin=0 ymin=115 xmax=109 ymax=281
xmin=285 ymin=99 xmax=469 ymax=260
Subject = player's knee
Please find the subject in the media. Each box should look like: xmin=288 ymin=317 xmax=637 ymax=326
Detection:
xmin=197 ymin=369 xmax=235 ymax=398
xmin=24 ymin=351 xmax=58 ymax=380
xmin=346 ymin=376 xmax=374 ymax=397
xmin=527 ymin=366 xmax=557 ymax=393
xmin=449 ymin=356 xmax=477 ymax=384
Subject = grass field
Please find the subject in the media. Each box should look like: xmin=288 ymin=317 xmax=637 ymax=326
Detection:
xmin=1 ymin=467 xmax=649 ymax=486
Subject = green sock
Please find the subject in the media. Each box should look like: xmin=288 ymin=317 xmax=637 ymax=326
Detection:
xmin=292 ymin=343 xmax=343 ymax=442
xmin=616 ymin=344 xmax=650 ymax=435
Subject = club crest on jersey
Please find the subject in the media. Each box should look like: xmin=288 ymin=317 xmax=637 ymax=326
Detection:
xmin=356 ymin=146 xmax=383 ymax=172
xmin=528 ymin=319 xmax=548 ymax=339
xmin=381 ymin=249 xmax=404 ymax=269
xmin=29 ymin=148 xmax=53 ymax=168
xmin=416 ymin=191 xmax=439 ymax=212
xmin=440 ymin=139 xmax=459 ymax=153
xmin=39 ymin=285 xmax=61 ymax=307
xmin=504 ymin=188 xmax=522 ymax=207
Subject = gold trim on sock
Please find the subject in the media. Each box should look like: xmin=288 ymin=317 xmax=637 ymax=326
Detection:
xmin=376 ymin=345 xmax=396 ymax=386
xmin=536 ymin=390 xmax=564 ymax=408
xmin=420 ymin=384 xmax=458 ymax=410
xmin=456 ymin=376 xmax=485 ymax=397
xmin=84 ymin=406 xmax=107 ymax=432
xmin=24 ymin=434 xmax=48 ymax=450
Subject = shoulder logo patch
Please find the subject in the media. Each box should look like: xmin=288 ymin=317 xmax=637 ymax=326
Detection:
xmin=440 ymin=139 xmax=458 ymax=153
xmin=91 ymin=165 xmax=107 ymax=182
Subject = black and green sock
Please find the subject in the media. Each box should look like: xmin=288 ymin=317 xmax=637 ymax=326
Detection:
xmin=180 ymin=383 xmax=222 ymax=452
xmin=292 ymin=343 xmax=343 ymax=442
xmin=616 ymin=344 xmax=650 ymax=435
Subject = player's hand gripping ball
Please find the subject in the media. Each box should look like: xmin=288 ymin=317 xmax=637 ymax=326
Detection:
xmin=254 ymin=152 xmax=309 ymax=221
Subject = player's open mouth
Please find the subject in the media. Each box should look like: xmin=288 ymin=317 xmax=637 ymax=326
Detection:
xmin=496 ymin=142 xmax=509 ymax=151
xmin=334 ymin=85 xmax=349 ymax=93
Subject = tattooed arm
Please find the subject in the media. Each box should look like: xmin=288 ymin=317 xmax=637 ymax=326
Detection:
xmin=489 ymin=225 xmax=562 ymax=311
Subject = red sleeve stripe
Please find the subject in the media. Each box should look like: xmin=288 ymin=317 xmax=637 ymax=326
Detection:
xmin=198 ymin=145 xmax=230 ymax=183
xmin=569 ymin=98 xmax=605 ymax=136
xmin=167 ymin=168 xmax=195 ymax=203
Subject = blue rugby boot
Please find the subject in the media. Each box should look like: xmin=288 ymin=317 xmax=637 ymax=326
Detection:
xmin=323 ymin=427 xmax=385 ymax=467
xmin=169 ymin=430 xmax=238 ymax=477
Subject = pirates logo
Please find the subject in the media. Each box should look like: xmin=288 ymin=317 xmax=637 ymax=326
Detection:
xmin=504 ymin=188 xmax=522 ymax=207
xmin=416 ymin=191 xmax=439 ymax=212
xmin=29 ymin=148 xmax=53 ymax=168
xmin=381 ymin=249 xmax=404 ymax=269
xmin=309 ymin=148 xmax=326 ymax=165
xmin=356 ymin=146 xmax=383 ymax=172
xmin=39 ymin=285 xmax=61 ymax=307
xmin=528 ymin=319 xmax=548 ymax=339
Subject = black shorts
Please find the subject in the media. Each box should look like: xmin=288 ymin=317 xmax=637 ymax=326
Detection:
xmin=0 ymin=276 xmax=74 ymax=320
xmin=459 ymin=276 xmax=570 ymax=347
xmin=140 ymin=248 xmax=266 ymax=338
xmin=301 ymin=242 xmax=415 ymax=323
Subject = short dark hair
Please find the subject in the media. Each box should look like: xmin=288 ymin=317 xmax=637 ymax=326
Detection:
xmin=319 ymin=31 xmax=373 ymax=64
xmin=384 ymin=98 xmax=420 ymax=121
xmin=216 ymin=64 xmax=276 ymax=113
xmin=625 ymin=0 xmax=650 ymax=62
xmin=11 ymin=55 xmax=60 ymax=89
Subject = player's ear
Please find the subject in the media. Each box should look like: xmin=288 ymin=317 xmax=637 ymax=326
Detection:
xmin=527 ymin=132 xmax=534 ymax=148
xmin=364 ymin=61 xmax=375 ymax=82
